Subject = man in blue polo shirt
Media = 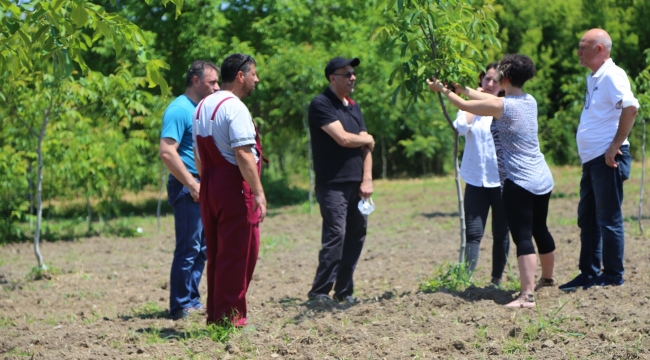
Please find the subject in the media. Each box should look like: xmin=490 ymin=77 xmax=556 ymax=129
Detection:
xmin=307 ymin=57 xmax=375 ymax=304
xmin=159 ymin=60 xmax=219 ymax=320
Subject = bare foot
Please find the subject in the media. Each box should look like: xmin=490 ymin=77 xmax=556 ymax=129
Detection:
xmin=505 ymin=293 xmax=535 ymax=308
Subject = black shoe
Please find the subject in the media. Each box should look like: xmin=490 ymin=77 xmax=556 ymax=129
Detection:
xmin=333 ymin=294 xmax=357 ymax=305
xmin=170 ymin=308 xmax=190 ymax=320
xmin=582 ymin=274 xmax=624 ymax=290
xmin=338 ymin=295 xmax=357 ymax=305
xmin=558 ymin=274 xmax=592 ymax=292
xmin=308 ymin=294 xmax=334 ymax=304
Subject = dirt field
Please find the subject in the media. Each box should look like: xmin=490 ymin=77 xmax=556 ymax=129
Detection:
xmin=2 ymin=166 xmax=650 ymax=359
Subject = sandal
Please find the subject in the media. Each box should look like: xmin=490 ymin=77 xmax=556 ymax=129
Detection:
xmin=534 ymin=277 xmax=555 ymax=291
xmin=505 ymin=292 xmax=535 ymax=308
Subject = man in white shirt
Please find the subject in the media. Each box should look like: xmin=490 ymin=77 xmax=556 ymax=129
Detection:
xmin=559 ymin=29 xmax=639 ymax=291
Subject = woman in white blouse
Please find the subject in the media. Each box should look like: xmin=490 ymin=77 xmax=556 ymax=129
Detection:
xmin=454 ymin=63 xmax=509 ymax=286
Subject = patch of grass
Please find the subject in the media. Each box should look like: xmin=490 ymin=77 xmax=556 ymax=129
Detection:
xmin=26 ymin=265 xmax=61 ymax=281
xmin=511 ymin=301 xmax=585 ymax=345
xmin=142 ymin=326 xmax=167 ymax=344
xmin=502 ymin=338 xmax=527 ymax=355
xmin=420 ymin=262 xmax=474 ymax=293
xmin=103 ymin=217 xmax=144 ymax=238
xmin=177 ymin=321 xmax=238 ymax=343
xmin=23 ymin=313 xmax=35 ymax=325
xmin=0 ymin=316 xmax=17 ymax=329
xmin=64 ymin=292 xmax=87 ymax=300
xmin=3 ymin=347 xmax=33 ymax=358
xmin=527 ymin=301 xmax=585 ymax=340
xmin=471 ymin=324 xmax=488 ymax=349
xmin=130 ymin=301 xmax=167 ymax=319
xmin=260 ymin=235 xmax=289 ymax=256
xmin=83 ymin=309 xmax=102 ymax=325
xmin=44 ymin=315 xmax=58 ymax=326
xmin=499 ymin=262 xmax=521 ymax=292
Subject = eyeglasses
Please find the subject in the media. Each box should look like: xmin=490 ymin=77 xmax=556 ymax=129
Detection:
xmin=236 ymin=55 xmax=253 ymax=74
xmin=331 ymin=71 xmax=356 ymax=79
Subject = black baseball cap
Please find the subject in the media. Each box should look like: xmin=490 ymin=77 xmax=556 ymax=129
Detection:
xmin=324 ymin=57 xmax=360 ymax=79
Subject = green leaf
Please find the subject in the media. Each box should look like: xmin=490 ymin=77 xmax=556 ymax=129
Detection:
xmin=17 ymin=29 xmax=31 ymax=48
xmin=96 ymin=21 xmax=111 ymax=39
xmin=50 ymin=0 xmax=67 ymax=12
xmin=71 ymin=3 xmax=89 ymax=28
xmin=392 ymin=84 xmax=402 ymax=105
xmin=32 ymin=25 xmax=49 ymax=45
xmin=0 ymin=0 xmax=22 ymax=15
xmin=145 ymin=62 xmax=160 ymax=88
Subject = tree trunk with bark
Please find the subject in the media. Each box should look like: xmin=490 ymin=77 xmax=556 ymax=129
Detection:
xmin=301 ymin=87 xmax=315 ymax=214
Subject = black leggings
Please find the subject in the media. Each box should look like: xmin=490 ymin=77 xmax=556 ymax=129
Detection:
xmin=463 ymin=184 xmax=510 ymax=279
xmin=502 ymin=179 xmax=555 ymax=257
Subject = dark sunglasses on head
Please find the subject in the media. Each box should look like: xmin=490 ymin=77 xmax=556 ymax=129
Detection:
xmin=236 ymin=55 xmax=253 ymax=74
xmin=332 ymin=71 xmax=356 ymax=79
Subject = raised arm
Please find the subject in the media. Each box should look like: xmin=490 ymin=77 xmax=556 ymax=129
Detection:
xmin=453 ymin=84 xmax=500 ymax=101
xmin=428 ymin=77 xmax=503 ymax=119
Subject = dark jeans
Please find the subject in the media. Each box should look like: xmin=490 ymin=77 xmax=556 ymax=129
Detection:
xmin=167 ymin=175 xmax=207 ymax=313
xmin=463 ymin=184 xmax=510 ymax=279
xmin=309 ymin=182 xmax=367 ymax=300
xmin=502 ymin=179 xmax=555 ymax=257
xmin=578 ymin=146 xmax=631 ymax=281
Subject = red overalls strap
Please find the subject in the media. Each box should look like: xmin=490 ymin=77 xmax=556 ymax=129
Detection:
xmin=196 ymin=96 xmax=234 ymax=121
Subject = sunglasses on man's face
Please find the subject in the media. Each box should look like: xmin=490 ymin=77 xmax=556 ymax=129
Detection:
xmin=332 ymin=71 xmax=356 ymax=79
xmin=237 ymin=55 xmax=253 ymax=74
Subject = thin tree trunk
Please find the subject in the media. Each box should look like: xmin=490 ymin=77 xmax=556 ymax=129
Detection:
xmin=381 ymin=135 xmax=387 ymax=180
xmin=452 ymin=132 xmax=466 ymax=263
xmin=86 ymin=195 xmax=92 ymax=234
xmin=301 ymin=88 xmax=315 ymax=214
xmin=419 ymin=20 xmax=467 ymax=263
xmin=639 ymin=119 xmax=646 ymax=236
xmin=157 ymin=168 xmax=166 ymax=233
xmin=435 ymin=92 xmax=467 ymax=263
xmin=28 ymin=163 xmax=34 ymax=230
xmin=34 ymin=103 xmax=53 ymax=270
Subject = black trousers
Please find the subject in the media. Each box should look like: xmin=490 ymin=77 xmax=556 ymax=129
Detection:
xmin=308 ymin=182 xmax=367 ymax=300
xmin=463 ymin=183 xmax=510 ymax=279
xmin=502 ymin=179 xmax=555 ymax=257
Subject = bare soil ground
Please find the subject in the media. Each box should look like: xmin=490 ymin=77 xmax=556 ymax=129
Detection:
xmin=2 ymin=166 xmax=650 ymax=359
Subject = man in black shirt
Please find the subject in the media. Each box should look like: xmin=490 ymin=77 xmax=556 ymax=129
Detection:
xmin=307 ymin=57 xmax=375 ymax=304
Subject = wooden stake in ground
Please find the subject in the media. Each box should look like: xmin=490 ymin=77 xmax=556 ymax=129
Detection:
xmin=639 ymin=118 xmax=646 ymax=236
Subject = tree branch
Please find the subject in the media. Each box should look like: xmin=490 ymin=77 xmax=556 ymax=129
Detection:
xmin=419 ymin=21 xmax=455 ymax=130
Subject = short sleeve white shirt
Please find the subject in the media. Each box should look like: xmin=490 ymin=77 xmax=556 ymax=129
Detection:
xmin=577 ymin=59 xmax=639 ymax=163
xmin=453 ymin=111 xmax=500 ymax=188
xmin=193 ymin=91 xmax=258 ymax=166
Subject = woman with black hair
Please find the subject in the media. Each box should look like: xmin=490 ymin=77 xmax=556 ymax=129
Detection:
xmin=428 ymin=54 xmax=556 ymax=308
xmin=453 ymin=63 xmax=509 ymax=287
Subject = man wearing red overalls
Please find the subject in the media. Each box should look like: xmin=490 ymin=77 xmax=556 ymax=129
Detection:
xmin=192 ymin=54 xmax=265 ymax=327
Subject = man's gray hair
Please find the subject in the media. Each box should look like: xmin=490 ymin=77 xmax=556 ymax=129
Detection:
xmin=596 ymin=33 xmax=612 ymax=51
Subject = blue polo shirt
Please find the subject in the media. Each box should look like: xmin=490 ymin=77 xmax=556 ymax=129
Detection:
xmin=161 ymin=94 xmax=198 ymax=175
